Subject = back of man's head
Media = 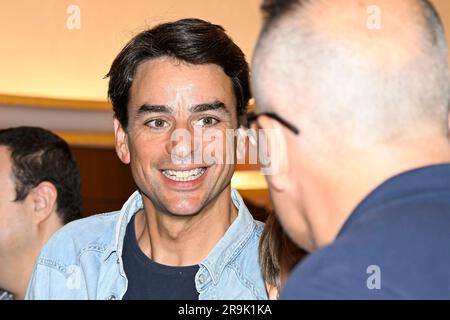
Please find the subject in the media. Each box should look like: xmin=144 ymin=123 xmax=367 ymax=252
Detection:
xmin=253 ymin=0 xmax=450 ymax=150
xmin=0 ymin=126 xmax=81 ymax=224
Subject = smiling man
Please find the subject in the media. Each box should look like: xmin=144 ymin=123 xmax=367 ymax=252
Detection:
xmin=26 ymin=18 xmax=267 ymax=300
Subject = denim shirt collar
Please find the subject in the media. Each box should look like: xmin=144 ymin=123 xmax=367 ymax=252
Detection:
xmin=199 ymin=189 xmax=256 ymax=285
xmin=103 ymin=190 xmax=143 ymax=262
xmin=102 ymin=188 xmax=256 ymax=285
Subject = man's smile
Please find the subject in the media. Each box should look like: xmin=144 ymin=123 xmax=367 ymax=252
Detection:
xmin=161 ymin=167 xmax=207 ymax=182
xmin=159 ymin=166 xmax=210 ymax=190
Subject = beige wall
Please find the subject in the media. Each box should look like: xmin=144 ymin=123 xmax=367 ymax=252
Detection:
xmin=0 ymin=0 xmax=448 ymax=101
xmin=0 ymin=0 xmax=262 ymax=101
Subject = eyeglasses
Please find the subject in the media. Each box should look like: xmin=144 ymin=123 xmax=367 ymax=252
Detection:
xmin=244 ymin=112 xmax=300 ymax=135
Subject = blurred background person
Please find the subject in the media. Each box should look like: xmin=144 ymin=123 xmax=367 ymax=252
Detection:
xmin=0 ymin=126 xmax=81 ymax=299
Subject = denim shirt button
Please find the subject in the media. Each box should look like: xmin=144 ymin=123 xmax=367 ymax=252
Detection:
xmin=198 ymin=274 xmax=207 ymax=284
xmin=108 ymin=294 xmax=116 ymax=300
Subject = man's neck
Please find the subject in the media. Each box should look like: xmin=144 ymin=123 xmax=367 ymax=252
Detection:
xmin=0 ymin=249 xmax=37 ymax=300
xmin=136 ymin=186 xmax=238 ymax=266
xmin=0 ymin=214 xmax=63 ymax=299
xmin=305 ymin=138 xmax=450 ymax=249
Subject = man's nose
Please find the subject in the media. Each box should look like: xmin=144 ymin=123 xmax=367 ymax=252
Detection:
xmin=165 ymin=122 xmax=201 ymax=162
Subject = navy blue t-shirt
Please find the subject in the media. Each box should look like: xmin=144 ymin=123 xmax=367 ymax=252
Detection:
xmin=282 ymin=164 xmax=450 ymax=299
xmin=122 ymin=213 xmax=199 ymax=300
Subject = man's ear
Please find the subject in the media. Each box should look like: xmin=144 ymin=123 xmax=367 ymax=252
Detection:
xmin=258 ymin=116 xmax=292 ymax=192
xmin=114 ymin=118 xmax=130 ymax=164
xmin=27 ymin=181 xmax=58 ymax=225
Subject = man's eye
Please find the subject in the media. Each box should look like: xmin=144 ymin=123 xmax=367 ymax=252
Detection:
xmin=196 ymin=117 xmax=219 ymax=127
xmin=147 ymin=119 xmax=169 ymax=129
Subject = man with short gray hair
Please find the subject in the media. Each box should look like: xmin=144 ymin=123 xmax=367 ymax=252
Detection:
xmin=251 ymin=0 xmax=450 ymax=299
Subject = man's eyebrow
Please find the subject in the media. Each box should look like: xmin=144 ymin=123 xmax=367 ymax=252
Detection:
xmin=189 ymin=101 xmax=229 ymax=114
xmin=137 ymin=104 xmax=173 ymax=116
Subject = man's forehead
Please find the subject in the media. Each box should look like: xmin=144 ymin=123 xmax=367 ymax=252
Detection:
xmin=130 ymin=58 xmax=235 ymax=113
xmin=133 ymin=57 xmax=227 ymax=83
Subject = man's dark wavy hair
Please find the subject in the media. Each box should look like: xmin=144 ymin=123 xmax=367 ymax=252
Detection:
xmin=0 ymin=126 xmax=81 ymax=224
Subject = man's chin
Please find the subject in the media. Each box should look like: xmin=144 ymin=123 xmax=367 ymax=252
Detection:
xmin=162 ymin=199 xmax=206 ymax=217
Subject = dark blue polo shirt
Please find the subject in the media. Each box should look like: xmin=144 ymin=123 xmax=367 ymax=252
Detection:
xmin=282 ymin=164 xmax=450 ymax=299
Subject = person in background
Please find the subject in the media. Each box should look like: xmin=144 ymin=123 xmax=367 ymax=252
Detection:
xmin=26 ymin=19 xmax=267 ymax=300
xmin=251 ymin=0 xmax=450 ymax=298
xmin=0 ymin=126 xmax=81 ymax=299
xmin=259 ymin=213 xmax=306 ymax=299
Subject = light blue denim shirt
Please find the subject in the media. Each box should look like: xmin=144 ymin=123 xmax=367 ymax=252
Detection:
xmin=26 ymin=189 xmax=267 ymax=300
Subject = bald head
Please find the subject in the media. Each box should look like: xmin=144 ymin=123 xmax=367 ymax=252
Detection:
xmin=253 ymin=0 xmax=450 ymax=148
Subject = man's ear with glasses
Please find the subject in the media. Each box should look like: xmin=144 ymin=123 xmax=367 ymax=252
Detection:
xmin=256 ymin=116 xmax=292 ymax=189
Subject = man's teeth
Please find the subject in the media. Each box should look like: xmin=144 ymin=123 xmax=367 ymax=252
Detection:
xmin=162 ymin=168 xmax=206 ymax=182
